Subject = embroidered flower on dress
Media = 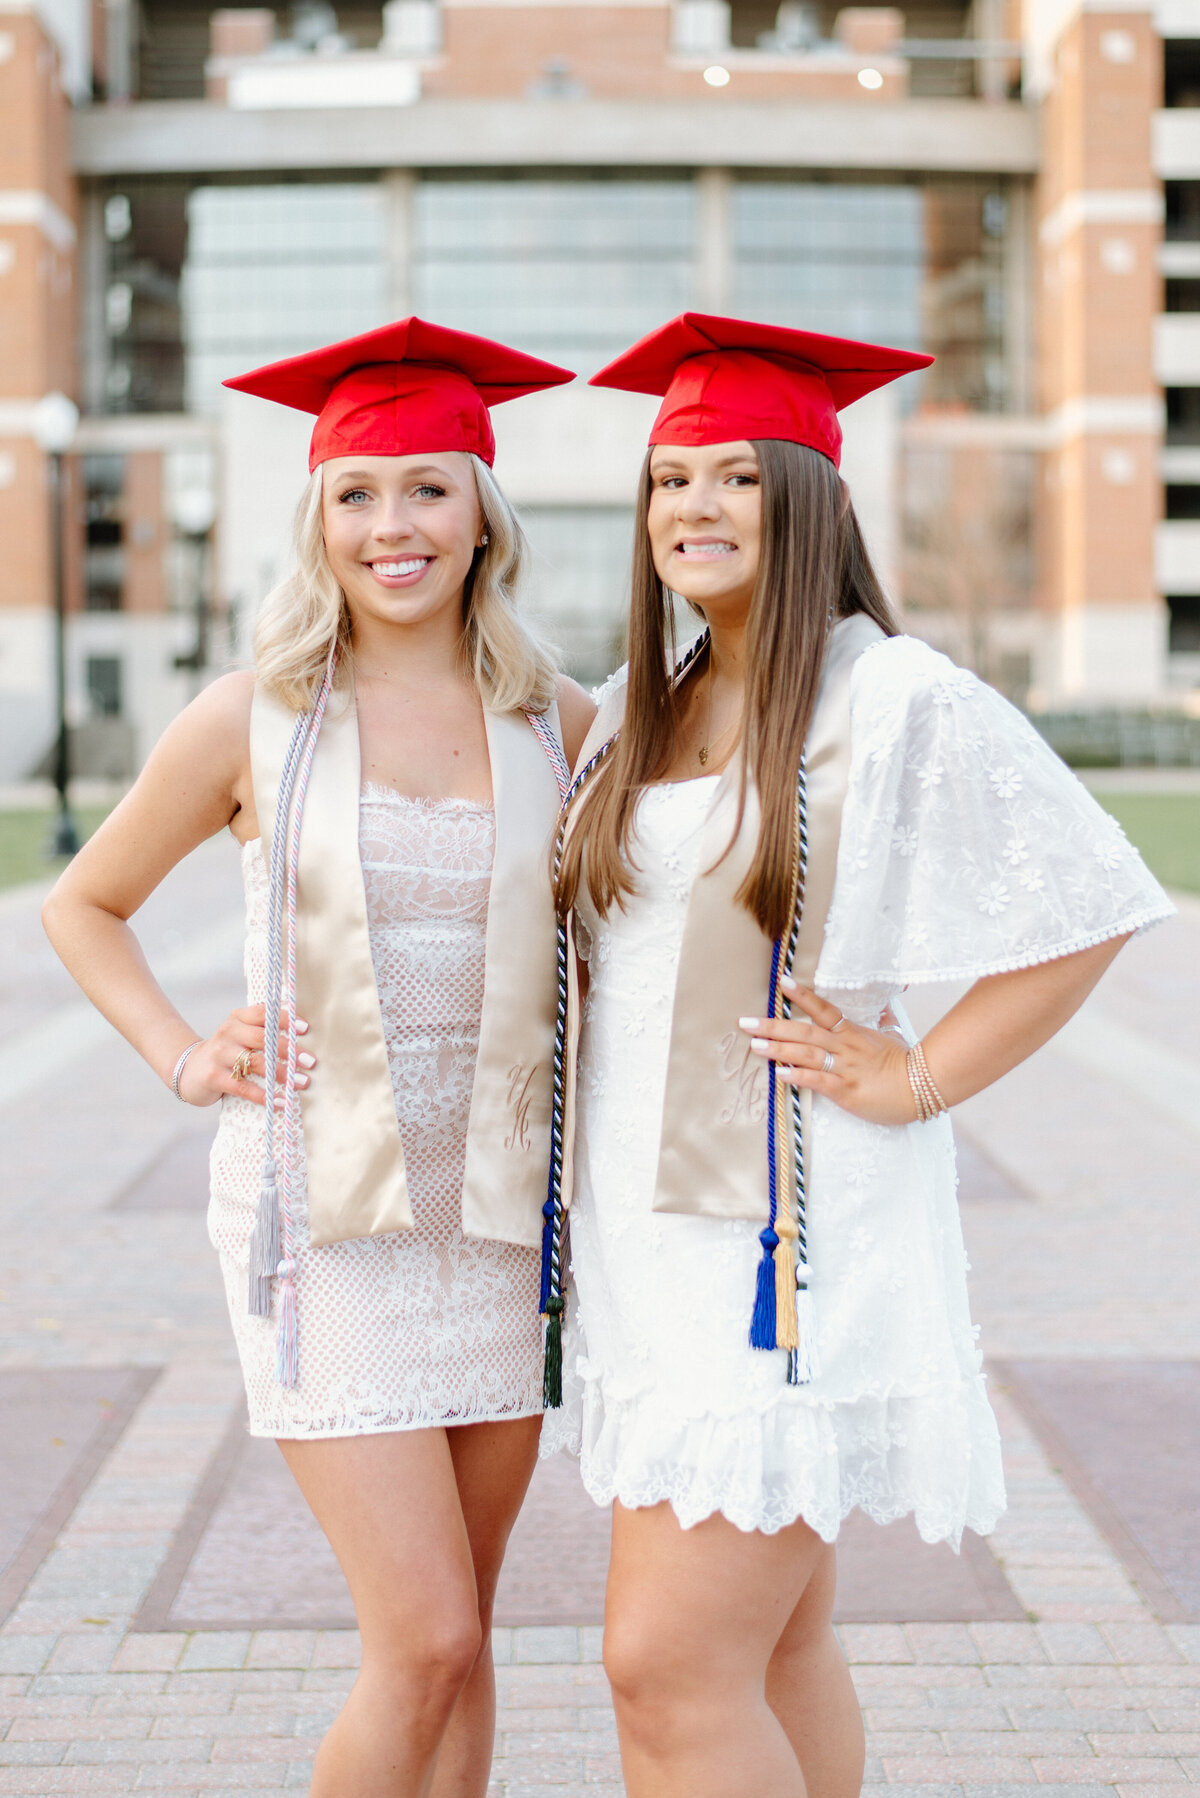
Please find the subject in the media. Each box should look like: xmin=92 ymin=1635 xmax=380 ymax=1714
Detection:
xmin=978 ymin=881 xmax=1011 ymax=916
xmin=1003 ymin=836 xmax=1029 ymax=867
xmin=988 ymin=767 xmax=1023 ymax=799
xmin=1092 ymin=838 xmax=1126 ymax=872
xmin=916 ymin=763 xmax=944 ymax=790
xmin=891 ymin=824 xmax=920 ymax=858
xmin=1017 ymin=866 xmax=1046 ymax=893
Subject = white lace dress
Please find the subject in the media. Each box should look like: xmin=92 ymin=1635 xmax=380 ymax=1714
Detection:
xmin=208 ymin=788 xmax=544 ymax=1438
xmin=542 ymin=635 xmax=1173 ymax=1545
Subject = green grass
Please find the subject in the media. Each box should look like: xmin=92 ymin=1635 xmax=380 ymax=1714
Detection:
xmin=3 ymin=792 xmax=1196 ymax=900
xmin=1091 ymin=792 xmax=1200 ymax=895
xmin=0 ymin=808 xmax=114 ymax=893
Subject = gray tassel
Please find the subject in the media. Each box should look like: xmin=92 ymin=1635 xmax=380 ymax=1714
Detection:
xmin=247 ymin=1160 xmax=280 ymax=1318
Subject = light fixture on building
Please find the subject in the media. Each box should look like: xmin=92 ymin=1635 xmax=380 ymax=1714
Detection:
xmin=703 ymin=64 xmax=731 ymax=86
xmin=857 ymin=66 xmax=883 ymax=89
xmin=31 ymin=392 xmax=81 ymax=858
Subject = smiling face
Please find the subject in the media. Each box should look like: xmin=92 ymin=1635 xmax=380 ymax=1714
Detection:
xmin=320 ymin=451 xmax=485 ymax=638
xmin=646 ymin=439 xmax=762 ymax=627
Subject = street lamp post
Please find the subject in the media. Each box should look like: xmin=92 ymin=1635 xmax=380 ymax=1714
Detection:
xmin=170 ymin=488 xmax=217 ymax=682
xmin=32 ymin=392 xmax=81 ymax=859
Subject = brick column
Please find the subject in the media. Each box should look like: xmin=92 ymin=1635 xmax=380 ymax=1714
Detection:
xmin=1034 ymin=7 xmax=1165 ymax=703
xmin=0 ymin=8 xmax=80 ymax=777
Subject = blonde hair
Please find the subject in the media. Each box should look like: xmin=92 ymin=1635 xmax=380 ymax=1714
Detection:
xmin=253 ymin=455 xmax=558 ymax=714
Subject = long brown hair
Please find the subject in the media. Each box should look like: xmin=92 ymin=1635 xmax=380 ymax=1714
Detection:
xmin=556 ymin=439 xmax=899 ymax=941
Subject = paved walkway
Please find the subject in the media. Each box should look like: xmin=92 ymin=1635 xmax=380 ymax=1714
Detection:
xmin=0 ymin=835 xmax=1197 ymax=1795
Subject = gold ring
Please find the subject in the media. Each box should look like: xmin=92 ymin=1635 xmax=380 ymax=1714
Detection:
xmin=230 ymin=1049 xmax=254 ymax=1082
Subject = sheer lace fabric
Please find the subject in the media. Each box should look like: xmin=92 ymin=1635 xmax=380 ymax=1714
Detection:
xmin=209 ymin=788 xmax=543 ymax=1438
xmin=543 ymin=641 xmax=1170 ymax=1544
xmin=541 ymin=778 xmax=1006 ymax=1545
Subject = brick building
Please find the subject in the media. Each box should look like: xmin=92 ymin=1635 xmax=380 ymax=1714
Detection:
xmin=0 ymin=0 xmax=1196 ymax=778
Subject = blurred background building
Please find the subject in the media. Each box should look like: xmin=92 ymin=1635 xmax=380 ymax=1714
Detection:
xmin=0 ymin=0 xmax=1196 ymax=777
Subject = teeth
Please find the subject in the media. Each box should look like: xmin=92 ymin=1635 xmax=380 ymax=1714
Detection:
xmin=678 ymin=542 xmax=735 ymax=555
xmin=372 ymin=558 xmax=429 ymax=577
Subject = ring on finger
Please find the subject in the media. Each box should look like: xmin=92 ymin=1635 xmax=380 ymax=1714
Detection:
xmin=831 ymin=1014 xmax=848 ymax=1032
xmin=822 ymin=1049 xmax=836 ymax=1073
xmin=230 ymin=1049 xmax=254 ymax=1082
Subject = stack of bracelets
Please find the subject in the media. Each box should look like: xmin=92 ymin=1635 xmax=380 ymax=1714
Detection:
xmin=906 ymin=1040 xmax=948 ymax=1122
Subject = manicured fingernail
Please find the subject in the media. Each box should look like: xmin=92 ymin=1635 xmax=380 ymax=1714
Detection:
xmin=297 ymin=1074 xmax=310 ymax=1088
xmin=739 ymin=1017 xmax=759 ymax=1030
xmin=781 ymin=975 xmax=798 ymax=991
xmin=750 ymin=1037 xmax=770 ymax=1053
xmin=298 ymin=1052 xmax=315 ymax=1069
xmin=297 ymin=1020 xmax=309 ymax=1034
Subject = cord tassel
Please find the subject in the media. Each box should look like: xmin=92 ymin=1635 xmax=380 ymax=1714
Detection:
xmin=791 ymin=1279 xmax=819 ymax=1384
xmin=749 ymin=1225 xmax=779 ymax=1349
xmin=542 ymin=1295 xmax=564 ymax=1408
xmin=275 ymin=1261 xmax=299 ymax=1388
xmin=247 ymin=1159 xmax=280 ymax=1316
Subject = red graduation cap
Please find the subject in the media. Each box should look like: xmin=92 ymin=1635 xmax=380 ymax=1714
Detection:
xmin=589 ymin=312 xmax=932 ymax=469
xmin=224 ymin=317 xmax=575 ymax=471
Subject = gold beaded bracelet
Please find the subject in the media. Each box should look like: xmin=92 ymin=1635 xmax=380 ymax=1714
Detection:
xmin=906 ymin=1040 xmax=948 ymax=1123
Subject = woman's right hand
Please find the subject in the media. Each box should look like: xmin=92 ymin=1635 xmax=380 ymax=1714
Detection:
xmin=176 ymin=1005 xmax=314 ymax=1108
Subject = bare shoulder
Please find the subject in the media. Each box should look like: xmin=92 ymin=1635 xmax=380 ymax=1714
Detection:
xmin=555 ymin=675 xmax=598 ymax=767
xmin=176 ymin=669 xmax=255 ymax=739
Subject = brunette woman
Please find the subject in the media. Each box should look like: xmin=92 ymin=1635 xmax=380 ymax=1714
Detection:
xmin=541 ymin=312 xmax=1170 ymax=1798
xmin=43 ymin=319 xmax=595 ymax=1798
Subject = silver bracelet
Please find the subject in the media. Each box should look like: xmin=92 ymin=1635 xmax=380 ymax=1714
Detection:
xmin=171 ymin=1039 xmax=204 ymax=1103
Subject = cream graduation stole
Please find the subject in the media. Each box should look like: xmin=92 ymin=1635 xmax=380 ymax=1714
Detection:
xmin=250 ymin=679 xmax=567 ymax=1258
xmin=542 ymin=612 xmax=884 ymax=1399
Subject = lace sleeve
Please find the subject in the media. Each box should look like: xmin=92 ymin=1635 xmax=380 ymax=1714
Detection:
xmin=816 ymin=637 xmax=1174 ymax=992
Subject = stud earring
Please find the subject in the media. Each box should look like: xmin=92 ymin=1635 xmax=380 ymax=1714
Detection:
xmin=479 ymin=531 xmax=489 ymax=546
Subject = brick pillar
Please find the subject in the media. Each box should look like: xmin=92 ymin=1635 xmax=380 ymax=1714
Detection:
xmin=1034 ymin=8 xmax=1165 ymax=703
xmin=0 ymin=9 xmax=80 ymax=777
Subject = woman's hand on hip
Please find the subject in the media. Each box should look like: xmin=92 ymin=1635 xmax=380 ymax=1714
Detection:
xmin=740 ymin=980 xmax=915 ymax=1126
xmin=176 ymin=1005 xmax=314 ymax=1108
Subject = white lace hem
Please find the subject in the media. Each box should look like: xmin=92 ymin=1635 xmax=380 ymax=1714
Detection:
xmin=247 ymin=1398 xmax=544 ymax=1441
xmin=541 ymin=1372 xmax=1006 ymax=1548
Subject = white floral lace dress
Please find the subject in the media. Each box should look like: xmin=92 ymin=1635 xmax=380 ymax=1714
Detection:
xmin=542 ymin=635 xmax=1173 ymax=1544
xmin=208 ymin=787 xmax=543 ymax=1438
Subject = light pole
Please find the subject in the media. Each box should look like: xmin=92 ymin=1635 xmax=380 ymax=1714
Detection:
xmin=32 ymin=392 xmax=81 ymax=858
xmin=170 ymin=488 xmax=217 ymax=682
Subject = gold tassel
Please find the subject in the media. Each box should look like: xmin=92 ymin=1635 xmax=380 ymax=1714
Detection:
xmin=772 ymin=1079 xmax=799 ymax=1351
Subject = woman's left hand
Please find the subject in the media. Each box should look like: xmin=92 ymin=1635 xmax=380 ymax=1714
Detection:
xmin=740 ymin=978 xmax=917 ymax=1126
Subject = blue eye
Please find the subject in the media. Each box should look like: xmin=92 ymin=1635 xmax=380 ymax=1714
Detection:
xmin=414 ymin=484 xmax=446 ymax=499
xmin=339 ymin=488 xmax=369 ymax=504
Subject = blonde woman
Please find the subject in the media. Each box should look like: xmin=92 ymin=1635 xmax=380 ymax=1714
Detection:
xmin=43 ymin=321 xmax=594 ymax=1798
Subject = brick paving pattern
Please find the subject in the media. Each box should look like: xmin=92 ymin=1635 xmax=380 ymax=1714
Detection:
xmin=1 ymin=835 xmax=1197 ymax=1794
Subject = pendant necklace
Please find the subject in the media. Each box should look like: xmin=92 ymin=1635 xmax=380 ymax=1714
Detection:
xmin=698 ymin=663 xmax=713 ymax=765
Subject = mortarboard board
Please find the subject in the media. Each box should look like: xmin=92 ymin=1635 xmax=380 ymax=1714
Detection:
xmin=589 ymin=312 xmax=932 ymax=469
xmin=224 ymin=317 xmax=575 ymax=471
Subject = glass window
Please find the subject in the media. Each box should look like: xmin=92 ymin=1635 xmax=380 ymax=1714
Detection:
xmin=733 ymin=176 xmax=1011 ymax=412
xmin=182 ymin=184 xmax=388 ymax=413
xmin=414 ymin=179 xmax=695 ymax=375
xmin=86 ymin=656 xmax=123 ymax=717
xmin=517 ymin=506 xmax=636 ymax=684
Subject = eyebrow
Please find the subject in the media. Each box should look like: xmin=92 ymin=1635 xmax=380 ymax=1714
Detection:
xmin=650 ymin=454 xmax=759 ymax=474
xmin=332 ymin=464 xmax=454 ymax=483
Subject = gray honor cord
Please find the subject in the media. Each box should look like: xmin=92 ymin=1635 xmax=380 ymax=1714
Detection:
xmin=247 ymin=706 xmax=315 ymax=1316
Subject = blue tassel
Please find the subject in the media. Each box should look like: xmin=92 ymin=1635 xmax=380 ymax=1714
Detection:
xmin=749 ymin=1226 xmax=779 ymax=1349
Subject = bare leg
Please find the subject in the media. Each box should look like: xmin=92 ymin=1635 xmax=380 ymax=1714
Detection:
xmin=767 ymin=1544 xmax=865 ymax=1798
xmin=430 ymin=1415 xmax=542 ymax=1798
xmin=604 ymin=1499 xmax=862 ymax=1798
xmin=280 ymin=1429 xmax=483 ymax=1798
